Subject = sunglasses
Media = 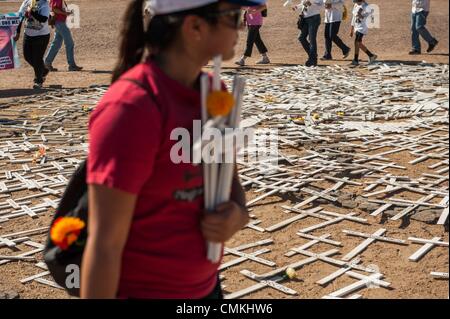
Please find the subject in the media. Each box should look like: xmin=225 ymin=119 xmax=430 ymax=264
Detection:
xmin=206 ymin=8 xmax=244 ymax=30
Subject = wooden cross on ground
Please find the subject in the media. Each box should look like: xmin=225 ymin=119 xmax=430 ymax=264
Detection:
xmin=284 ymin=233 xmax=341 ymax=259
xmin=220 ymin=239 xmax=275 ymax=270
xmin=224 ymin=249 xmax=339 ymax=299
xmin=297 ymin=211 xmax=367 ymax=234
xmin=341 ymin=228 xmax=407 ymax=261
xmin=322 ymin=272 xmax=391 ymax=299
xmin=265 ymin=206 xmax=328 ymax=232
xmin=408 ymin=237 xmax=449 ymax=262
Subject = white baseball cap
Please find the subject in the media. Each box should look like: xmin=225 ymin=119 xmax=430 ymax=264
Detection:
xmin=147 ymin=0 xmax=266 ymax=16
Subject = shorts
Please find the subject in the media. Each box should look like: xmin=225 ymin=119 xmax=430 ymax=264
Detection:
xmin=355 ymin=31 xmax=365 ymax=42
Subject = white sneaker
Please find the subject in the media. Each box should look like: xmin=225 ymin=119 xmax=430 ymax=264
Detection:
xmin=256 ymin=56 xmax=270 ymax=64
xmin=235 ymin=58 xmax=245 ymax=66
xmin=369 ymin=54 xmax=378 ymax=64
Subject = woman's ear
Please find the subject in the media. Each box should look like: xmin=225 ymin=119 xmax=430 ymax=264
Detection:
xmin=182 ymin=15 xmax=207 ymax=42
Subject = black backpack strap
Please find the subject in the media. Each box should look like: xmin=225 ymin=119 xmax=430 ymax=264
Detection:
xmin=121 ymin=77 xmax=157 ymax=102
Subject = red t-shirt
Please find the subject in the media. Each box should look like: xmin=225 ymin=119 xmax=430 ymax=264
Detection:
xmin=50 ymin=0 xmax=67 ymax=22
xmin=87 ymin=60 xmax=221 ymax=299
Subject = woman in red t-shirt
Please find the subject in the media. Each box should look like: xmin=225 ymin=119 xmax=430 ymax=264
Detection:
xmin=81 ymin=0 xmax=264 ymax=299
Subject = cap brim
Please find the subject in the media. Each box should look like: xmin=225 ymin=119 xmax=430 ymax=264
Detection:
xmin=225 ymin=0 xmax=266 ymax=6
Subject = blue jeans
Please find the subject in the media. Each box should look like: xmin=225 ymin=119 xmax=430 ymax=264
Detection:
xmin=298 ymin=14 xmax=321 ymax=62
xmin=411 ymin=11 xmax=436 ymax=51
xmin=45 ymin=21 xmax=76 ymax=67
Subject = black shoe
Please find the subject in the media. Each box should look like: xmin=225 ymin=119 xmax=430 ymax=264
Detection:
xmin=343 ymin=48 xmax=351 ymax=59
xmin=45 ymin=63 xmax=58 ymax=72
xmin=320 ymin=56 xmax=332 ymax=61
xmin=305 ymin=60 xmax=317 ymax=67
xmin=427 ymin=40 xmax=438 ymax=53
xmin=68 ymin=65 xmax=83 ymax=72
xmin=33 ymin=82 xmax=43 ymax=89
xmin=409 ymin=50 xmax=421 ymax=55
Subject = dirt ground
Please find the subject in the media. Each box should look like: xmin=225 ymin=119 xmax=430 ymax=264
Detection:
xmin=0 ymin=0 xmax=449 ymax=99
xmin=0 ymin=0 xmax=448 ymax=300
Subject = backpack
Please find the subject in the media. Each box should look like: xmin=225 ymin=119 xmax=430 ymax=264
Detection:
xmin=43 ymin=78 xmax=155 ymax=297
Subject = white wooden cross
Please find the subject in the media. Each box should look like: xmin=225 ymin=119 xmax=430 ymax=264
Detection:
xmin=322 ymin=272 xmax=391 ymax=299
xmin=225 ymin=249 xmax=339 ymax=299
xmin=284 ymin=178 xmax=350 ymax=211
xmin=408 ymin=237 xmax=449 ymax=262
xmin=391 ymin=193 xmax=437 ymax=221
xmin=437 ymin=196 xmax=449 ymax=225
xmin=430 ymin=272 xmax=448 ymax=280
xmin=265 ymin=206 xmax=327 ymax=232
xmin=220 ymin=239 xmax=275 ymax=270
xmin=342 ymin=228 xmax=407 ymax=261
xmin=297 ymin=212 xmax=366 ymax=234
xmin=284 ymin=233 xmax=340 ymax=258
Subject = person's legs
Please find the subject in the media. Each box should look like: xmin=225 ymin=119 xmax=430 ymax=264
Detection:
xmin=331 ymin=22 xmax=350 ymax=55
xmin=44 ymin=23 xmax=64 ymax=67
xmin=32 ymin=34 xmax=50 ymax=84
xmin=244 ymin=26 xmax=258 ymax=58
xmin=307 ymin=15 xmax=320 ymax=64
xmin=416 ymin=11 xmax=438 ymax=51
xmin=298 ymin=20 xmax=310 ymax=56
xmin=323 ymin=22 xmax=332 ymax=59
xmin=254 ymin=27 xmax=268 ymax=55
xmin=57 ymin=21 xmax=77 ymax=67
xmin=411 ymin=12 xmax=421 ymax=52
xmin=23 ymin=35 xmax=34 ymax=68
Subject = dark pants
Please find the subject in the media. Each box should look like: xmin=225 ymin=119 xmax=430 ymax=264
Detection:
xmin=202 ymin=277 xmax=223 ymax=299
xmin=324 ymin=21 xmax=349 ymax=58
xmin=298 ymin=14 xmax=321 ymax=63
xmin=23 ymin=33 xmax=50 ymax=84
xmin=244 ymin=25 xmax=268 ymax=57
xmin=411 ymin=11 xmax=436 ymax=52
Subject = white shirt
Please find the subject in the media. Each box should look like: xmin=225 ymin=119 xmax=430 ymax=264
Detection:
xmin=351 ymin=2 xmax=370 ymax=35
xmin=295 ymin=0 xmax=324 ymax=18
xmin=18 ymin=0 xmax=50 ymax=37
xmin=324 ymin=0 xmax=345 ymax=23
xmin=412 ymin=0 xmax=430 ymax=13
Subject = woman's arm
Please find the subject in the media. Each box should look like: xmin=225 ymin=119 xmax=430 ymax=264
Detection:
xmin=80 ymin=184 xmax=136 ymax=299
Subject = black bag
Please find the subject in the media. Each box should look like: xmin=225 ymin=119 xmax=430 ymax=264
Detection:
xmin=43 ymin=78 xmax=155 ymax=297
xmin=261 ymin=8 xmax=268 ymax=17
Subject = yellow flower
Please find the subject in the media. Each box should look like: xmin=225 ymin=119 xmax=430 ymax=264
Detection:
xmin=207 ymin=91 xmax=235 ymax=117
xmin=285 ymin=267 xmax=297 ymax=279
xmin=312 ymin=113 xmax=320 ymax=120
xmin=337 ymin=111 xmax=345 ymax=117
xmin=50 ymin=217 xmax=85 ymax=250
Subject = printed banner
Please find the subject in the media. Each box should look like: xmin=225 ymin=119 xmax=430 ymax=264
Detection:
xmin=0 ymin=12 xmax=21 ymax=71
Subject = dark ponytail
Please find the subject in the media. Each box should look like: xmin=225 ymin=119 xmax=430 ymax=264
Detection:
xmin=112 ymin=1 xmax=219 ymax=83
xmin=112 ymin=0 xmax=146 ymax=83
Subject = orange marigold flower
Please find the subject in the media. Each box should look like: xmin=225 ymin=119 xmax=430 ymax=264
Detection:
xmin=50 ymin=217 xmax=85 ymax=250
xmin=206 ymin=90 xmax=235 ymax=117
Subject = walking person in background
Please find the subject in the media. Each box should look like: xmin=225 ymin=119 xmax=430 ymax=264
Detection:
xmin=409 ymin=0 xmax=438 ymax=55
xmin=235 ymin=4 xmax=270 ymax=66
xmin=321 ymin=0 xmax=350 ymax=61
xmin=294 ymin=0 xmax=324 ymax=67
xmin=44 ymin=0 xmax=82 ymax=71
xmin=350 ymin=0 xmax=376 ymax=66
xmin=14 ymin=0 xmax=50 ymax=89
